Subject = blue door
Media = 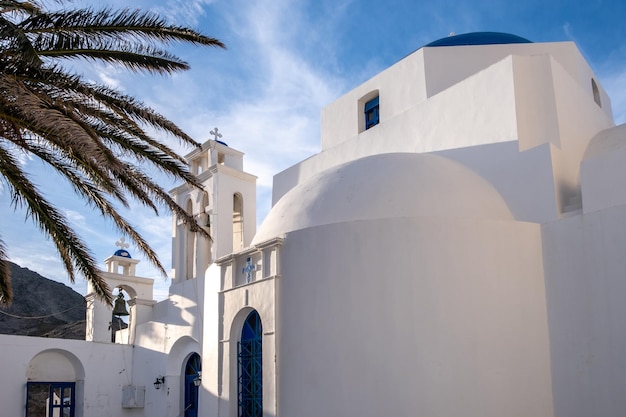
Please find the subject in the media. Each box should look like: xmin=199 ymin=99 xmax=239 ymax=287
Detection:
xmin=238 ymin=310 xmax=262 ymax=417
xmin=184 ymin=353 xmax=201 ymax=417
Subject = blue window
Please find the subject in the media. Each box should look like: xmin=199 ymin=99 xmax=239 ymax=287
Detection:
xmin=238 ymin=310 xmax=262 ymax=417
xmin=364 ymin=96 xmax=379 ymax=129
xmin=26 ymin=382 xmax=75 ymax=417
xmin=184 ymin=353 xmax=202 ymax=417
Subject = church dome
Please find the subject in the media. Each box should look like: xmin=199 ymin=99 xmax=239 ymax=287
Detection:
xmin=114 ymin=249 xmax=131 ymax=258
xmin=424 ymin=32 xmax=532 ymax=47
xmin=253 ymin=153 xmax=513 ymax=244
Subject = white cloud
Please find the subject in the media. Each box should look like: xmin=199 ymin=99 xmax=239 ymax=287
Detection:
xmin=151 ymin=0 xmax=215 ymax=27
xmin=96 ymin=64 xmax=124 ymax=90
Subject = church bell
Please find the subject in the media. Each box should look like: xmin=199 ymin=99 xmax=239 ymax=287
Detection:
xmin=112 ymin=292 xmax=130 ymax=317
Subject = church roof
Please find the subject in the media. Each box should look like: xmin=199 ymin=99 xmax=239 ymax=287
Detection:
xmin=114 ymin=249 xmax=131 ymax=258
xmin=253 ymin=153 xmax=513 ymax=244
xmin=424 ymin=32 xmax=532 ymax=47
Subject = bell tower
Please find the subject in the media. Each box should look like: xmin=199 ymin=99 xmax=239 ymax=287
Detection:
xmin=169 ymin=128 xmax=257 ymax=284
xmin=85 ymin=238 xmax=156 ymax=343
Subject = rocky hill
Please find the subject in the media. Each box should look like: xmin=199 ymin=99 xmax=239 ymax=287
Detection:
xmin=0 ymin=262 xmax=86 ymax=339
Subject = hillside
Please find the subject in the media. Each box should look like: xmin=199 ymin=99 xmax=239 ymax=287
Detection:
xmin=0 ymin=262 xmax=86 ymax=339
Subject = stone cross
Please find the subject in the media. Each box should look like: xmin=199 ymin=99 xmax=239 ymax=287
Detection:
xmin=115 ymin=237 xmax=129 ymax=249
xmin=242 ymin=257 xmax=256 ymax=283
xmin=210 ymin=127 xmax=222 ymax=141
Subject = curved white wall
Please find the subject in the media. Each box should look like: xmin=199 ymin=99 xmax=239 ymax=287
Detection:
xmin=276 ymin=216 xmax=553 ymax=417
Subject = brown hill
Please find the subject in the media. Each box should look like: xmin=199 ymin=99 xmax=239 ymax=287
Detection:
xmin=0 ymin=262 xmax=86 ymax=339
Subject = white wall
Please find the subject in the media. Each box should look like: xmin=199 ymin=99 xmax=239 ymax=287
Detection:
xmin=274 ymin=57 xmax=520 ymax=205
xmin=581 ymin=124 xmax=626 ymax=213
xmin=0 ymin=336 xmax=132 ymax=417
xmin=276 ymin=217 xmax=553 ymax=417
xmin=542 ymin=204 xmax=626 ymax=417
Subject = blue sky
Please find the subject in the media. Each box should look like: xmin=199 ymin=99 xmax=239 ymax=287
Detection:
xmin=2 ymin=0 xmax=626 ymax=299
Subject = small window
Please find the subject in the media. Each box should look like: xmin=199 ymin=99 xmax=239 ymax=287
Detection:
xmin=591 ymin=79 xmax=601 ymax=107
xmin=218 ymin=152 xmax=225 ymax=165
xmin=364 ymin=96 xmax=379 ymax=129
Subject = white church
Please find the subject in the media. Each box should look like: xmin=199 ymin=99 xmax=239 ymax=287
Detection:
xmin=2 ymin=32 xmax=626 ymax=417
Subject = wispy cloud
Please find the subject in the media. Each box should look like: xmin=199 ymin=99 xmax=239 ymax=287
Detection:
xmin=8 ymin=0 xmax=625 ymax=304
xmin=151 ymin=0 xmax=215 ymax=27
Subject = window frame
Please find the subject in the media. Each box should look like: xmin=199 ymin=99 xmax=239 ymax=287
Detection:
xmin=364 ymin=96 xmax=380 ymax=130
xmin=26 ymin=381 xmax=76 ymax=417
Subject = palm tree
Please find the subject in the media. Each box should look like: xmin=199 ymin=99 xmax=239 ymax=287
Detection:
xmin=0 ymin=0 xmax=225 ymax=304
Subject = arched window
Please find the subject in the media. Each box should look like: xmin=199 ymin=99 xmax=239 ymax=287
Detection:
xmin=184 ymin=353 xmax=202 ymax=417
xmin=592 ymin=78 xmax=602 ymax=107
xmin=233 ymin=193 xmax=244 ymax=251
xmin=185 ymin=200 xmax=195 ymax=279
xmin=238 ymin=310 xmax=262 ymax=417
xmin=201 ymin=192 xmax=209 ymax=215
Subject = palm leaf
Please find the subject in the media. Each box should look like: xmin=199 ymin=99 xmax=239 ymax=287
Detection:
xmin=0 ymin=0 xmax=223 ymax=303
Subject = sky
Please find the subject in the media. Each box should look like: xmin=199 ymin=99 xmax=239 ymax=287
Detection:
xmin=2 ymin=0 xmax=626 ymax=300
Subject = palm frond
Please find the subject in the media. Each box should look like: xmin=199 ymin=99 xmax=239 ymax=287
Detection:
xmin=0 ymin=0 xmax=221 ymax=303
xmin=0 ymin=142 xmax=112 ymax=303
xmin=22 ymin=7 xmax=225 ymax=47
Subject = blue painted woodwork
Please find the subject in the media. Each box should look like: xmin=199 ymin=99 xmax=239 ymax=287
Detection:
xmin=184 ymin=353 xmax=201 ymax=417
xmin=238 ymin=310 xmax=262 ymax=417
xmin=364 ymin=96 xmax=380 ymax=130
xmin=26 ymin=382 xmax=75 ymax=417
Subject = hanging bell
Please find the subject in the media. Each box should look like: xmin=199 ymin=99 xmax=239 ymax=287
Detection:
xmin=112 ymin=292 xmax=130 ymax=316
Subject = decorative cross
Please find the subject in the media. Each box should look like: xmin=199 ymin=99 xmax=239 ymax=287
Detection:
xmin=210 ymin=127 xmax=222 ymax=141
xmin=242 ymin=257 xmax=256 ymax=283
xmin=115 ymin=237 xmax=129 ymax=249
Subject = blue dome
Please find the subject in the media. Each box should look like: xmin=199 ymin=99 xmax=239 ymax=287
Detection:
xmin=114 ymin=249 xmax=131 ymax=258
xmin=425 ymin=32 xmax=532 ymax=47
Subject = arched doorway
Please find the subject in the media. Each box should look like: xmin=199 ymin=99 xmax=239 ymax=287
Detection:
xmin=238 ymin=310 xmax=262 ymax=417
xmin=184 ymin=353 xmax=201 ymax=417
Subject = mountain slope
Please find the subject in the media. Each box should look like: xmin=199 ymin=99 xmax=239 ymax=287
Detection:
xmin=0 ymin=262 xmax=86 ymax=339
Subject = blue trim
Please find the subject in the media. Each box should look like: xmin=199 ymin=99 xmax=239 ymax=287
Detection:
xmin=364 ymin=96 xmax=379 ymax=130
xmin=26 ymin=382 xmax=75 ymax=417
xmin=424 ymin=32 xmax=532 ymax=47
xmin=184 ymin=353 xmax=201 ymax=417
xmin=114 ymin=249 xmax=131 ymax=258
xmin=238 ymin=310 xmax=263 ymax=417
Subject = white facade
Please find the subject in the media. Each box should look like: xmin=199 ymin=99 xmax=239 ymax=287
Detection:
xmin=2 ymin=32 xmax=626 ymax=417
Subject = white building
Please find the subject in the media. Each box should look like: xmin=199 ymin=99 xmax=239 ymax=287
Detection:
xmin=2 ymin=32 xmax=626 ymax=417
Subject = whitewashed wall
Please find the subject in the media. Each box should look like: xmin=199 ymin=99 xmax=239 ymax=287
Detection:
xmin=276 ymin=217 xmax=552 ymax=417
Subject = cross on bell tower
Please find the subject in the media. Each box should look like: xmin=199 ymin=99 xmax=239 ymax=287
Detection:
xmin=210 ymin=127 xmax=222 ymax=141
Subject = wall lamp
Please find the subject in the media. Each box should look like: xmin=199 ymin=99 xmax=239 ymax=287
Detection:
xmin=154 ymin=376 xmax=165 ymax=390
xmin=193 ymin=373 xmax=202 ymax=387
